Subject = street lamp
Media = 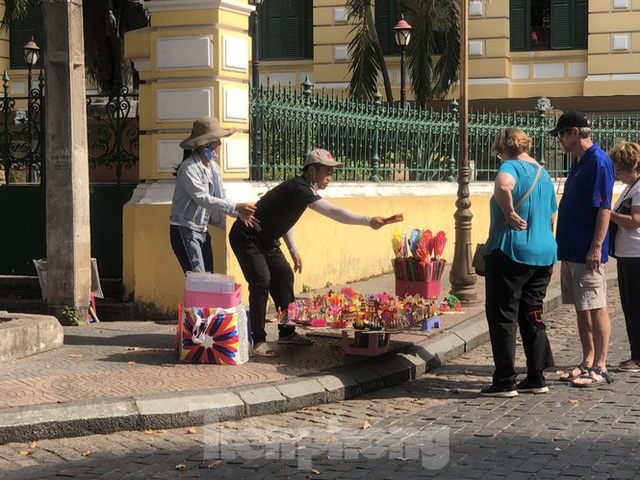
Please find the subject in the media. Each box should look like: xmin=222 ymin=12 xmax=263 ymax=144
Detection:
xmin=249 ymin=0 xmax=264 ymax=180
xmin=393 ymin=16 xmax=412 ymax=107
xmin=448 ymin=0 xmax=477 ymax=302
xmin=23 ymin=37 xmax=40 ymax=183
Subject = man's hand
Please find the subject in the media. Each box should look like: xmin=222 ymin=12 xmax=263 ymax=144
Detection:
xmin=369 ymin=216 xmax=386 ymax=230
xmin=236 ymin=203 xmax=259 ymax=228
xmin=586 ymin=245 xmax=602 ymax=272
xmin=292 ymin=251 xmax=302 ymax=273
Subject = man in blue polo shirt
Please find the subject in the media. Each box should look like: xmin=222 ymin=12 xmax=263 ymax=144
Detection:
xmin=552 ymin=111 xmax=615 ymax=388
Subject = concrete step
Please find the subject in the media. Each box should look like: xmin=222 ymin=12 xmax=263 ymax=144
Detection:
xmin=0 ymin=297 xmax=142 ymax=321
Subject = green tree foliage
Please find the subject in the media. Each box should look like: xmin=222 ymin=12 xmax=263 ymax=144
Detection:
xmin=1 ymin=0 xmax=149 ymax=93
xmin=346 ymin=0 xmax=460 ymax=107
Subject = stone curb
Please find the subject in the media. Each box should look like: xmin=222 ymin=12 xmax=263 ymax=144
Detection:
xmin=0 ymin=273 xmax=618 ymax=444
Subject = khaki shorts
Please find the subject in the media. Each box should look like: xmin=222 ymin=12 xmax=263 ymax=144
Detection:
xmin=560 ymin=261 xmax=607 ymax=311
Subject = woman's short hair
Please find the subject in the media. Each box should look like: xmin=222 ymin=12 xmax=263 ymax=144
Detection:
xmin=491 ymin=128 xmax=532 ymax=159
xmin=608 ymin=139 xmax=640 ymax=173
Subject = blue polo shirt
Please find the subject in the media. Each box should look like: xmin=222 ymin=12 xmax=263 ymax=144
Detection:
xmin=556 ymin=143 xmax=614 ymax=264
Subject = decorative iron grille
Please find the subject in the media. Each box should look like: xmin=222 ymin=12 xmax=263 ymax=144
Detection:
xmin=0 ymin=76 xmax=139 ymax=186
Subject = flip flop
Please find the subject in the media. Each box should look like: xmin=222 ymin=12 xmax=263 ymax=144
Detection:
xmin=571 ymin=367 xmax=614 ymax=388
xmin=253 ymin=341 xmax=278 ymax=357
xmin=558 ymin=363 xmax=590 ymax=382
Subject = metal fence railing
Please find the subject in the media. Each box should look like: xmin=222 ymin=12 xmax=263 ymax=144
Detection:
xmin=250 ymin=80 xmax=640 ymax=182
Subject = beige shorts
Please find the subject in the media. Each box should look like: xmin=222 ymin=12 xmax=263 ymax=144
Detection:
xmin=560 ymin=261 xmax=607 ymax=311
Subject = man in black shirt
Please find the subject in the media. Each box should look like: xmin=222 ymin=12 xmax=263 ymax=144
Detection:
xmin=229 ymin=149 xmax=390 ymax=356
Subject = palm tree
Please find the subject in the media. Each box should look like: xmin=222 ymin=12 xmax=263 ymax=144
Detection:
xmin=1 ymin=0 xmax=148 ymax=93
xmin=346 ymin=0 xmax=460 ymax=107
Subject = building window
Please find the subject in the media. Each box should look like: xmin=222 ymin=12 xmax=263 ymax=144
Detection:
xmin=259 ymin=0 xmax=313 ymax=61
xmin=9 ymin=5 xmax=44 ymax=69
xmin=511 ymin=0 xmax=587 ymax=52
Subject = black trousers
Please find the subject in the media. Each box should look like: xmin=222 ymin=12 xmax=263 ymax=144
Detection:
xmin=617 ymin=257 xmax=640 ymax=360
xmin=485 ymin=249 xmax=555 ymax=387
xmin=229 ymin=220 xmax=296 ymax=344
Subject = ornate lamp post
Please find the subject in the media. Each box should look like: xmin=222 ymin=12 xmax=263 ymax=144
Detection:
xmin=249 ymin=0 xmax=264 ymax=180
xmin=449 ymin=0 xmax=477 ymax=302
xmin=393 ymin=16 xmax=412 ymax=107
xmin=23 ymin=37 xmax=40 ymax=183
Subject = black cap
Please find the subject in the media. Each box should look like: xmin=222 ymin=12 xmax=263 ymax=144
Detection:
xmin=549 ymin=111 xmax=590 ymax=135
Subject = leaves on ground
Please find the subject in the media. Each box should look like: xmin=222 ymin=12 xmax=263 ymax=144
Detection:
xmin=19 ymin=451 xmax=30 ymax=456
xmin=361 ymin=420 xmax=371 ymax=430
xmin=69 ymin=354 xmax=83 ymax=358
xmin=28 ymin=442 xmax=37 ymax=449
xmin=144 ymin=429 xmax=154 ymax=435
xmin=207 ymin=460 xmax=222 ymax=469
xmin=127 ymin=361 xmax=136 ymax=365
xmin=175 ymin=463 xmax=186 ymax=470
xmin=81 ymin=450 xmax=92 ymax=457
xmin=126 ymin=347 xmax=139 ymax=351
xmin=186 ymin=427 xmax=197 ymax=434
xmin=568 ymin=399 xmax=579 ymax=404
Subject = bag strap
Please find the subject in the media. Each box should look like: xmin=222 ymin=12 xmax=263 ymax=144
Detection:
xmin=487 ymin=164 xmax=543 ymax=243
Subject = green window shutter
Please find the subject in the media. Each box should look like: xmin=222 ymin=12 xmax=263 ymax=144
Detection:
xmin=510 ymin=0 xmax=529 ymax=52
xmin=10 ymin=6 xmax=44 ymax=69
xmin=375 ymin=0 xmax=405 ymax=56
xmin=551 ymin=0 xmax=572 ymax=49
xmin=261 ymin=0 xmax=312 ymax=60
xmin=375 ymin=0 xmax=393 ymax=55
xmin=575 ymin=0 xmax=588 ymax=49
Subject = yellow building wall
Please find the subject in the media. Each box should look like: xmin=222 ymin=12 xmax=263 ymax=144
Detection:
xmin=124 ymin=190 xmax=493 ymax=315
xmin=256 ymin=0 xmax=640 ymax=102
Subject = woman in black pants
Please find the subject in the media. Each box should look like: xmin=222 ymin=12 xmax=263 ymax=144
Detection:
xmin=480 ymin=128 xmax=558 ymax=398
xmin=608 ymin=140 xmax=640 ymax=373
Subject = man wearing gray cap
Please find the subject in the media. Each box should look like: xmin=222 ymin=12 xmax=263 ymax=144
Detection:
xmin=229 ymin=149 xmax=394 ymax=357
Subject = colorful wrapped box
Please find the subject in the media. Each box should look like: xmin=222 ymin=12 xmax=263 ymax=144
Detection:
xmin=178 ymin=305 xmax=249 ymax=365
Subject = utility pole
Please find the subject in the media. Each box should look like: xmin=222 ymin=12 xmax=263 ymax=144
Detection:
xmin=43 ymin=0 xmax=92 ymax=324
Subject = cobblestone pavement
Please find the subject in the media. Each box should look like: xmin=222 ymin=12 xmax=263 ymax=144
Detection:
xmin=2 ymin=293 xmax=638 ymax=479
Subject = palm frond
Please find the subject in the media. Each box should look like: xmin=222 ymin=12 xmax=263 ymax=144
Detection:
xmin=1 ymin=0 xmax=41 ymax=31
xmin=405 ymin=0 xmax=460 ymax=106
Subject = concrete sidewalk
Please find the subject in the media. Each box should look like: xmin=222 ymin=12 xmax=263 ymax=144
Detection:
xmin=0 ymin=265 xmax=612 ymax=445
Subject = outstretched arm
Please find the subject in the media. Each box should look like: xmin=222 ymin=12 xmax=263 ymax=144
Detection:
xmin=308 ymin=199 xmax=385 ymax=229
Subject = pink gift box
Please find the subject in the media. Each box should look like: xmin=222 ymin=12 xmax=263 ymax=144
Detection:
xmin=184 ymin=283 xmax=242 ymax=308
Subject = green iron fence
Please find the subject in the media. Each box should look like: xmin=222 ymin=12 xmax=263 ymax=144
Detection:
xmin=250 ymin=80 xmax=640 ymax=182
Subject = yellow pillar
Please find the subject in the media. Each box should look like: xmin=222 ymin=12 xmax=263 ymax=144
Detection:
xmin=123 ymin=0 xmax=254 ymax=315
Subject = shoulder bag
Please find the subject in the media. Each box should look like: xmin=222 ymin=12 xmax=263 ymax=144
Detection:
xmin=473 ymin=164 xmax=543 ymax=276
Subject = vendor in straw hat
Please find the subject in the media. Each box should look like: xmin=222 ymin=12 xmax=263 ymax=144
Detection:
xmin=170 ymin=116 xmax=258 ymax=274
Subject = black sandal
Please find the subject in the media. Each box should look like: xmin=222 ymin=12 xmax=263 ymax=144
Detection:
xmin=559 ymin=363 xmax=590 ymax=382
xmin=571 ymin=367 xmax=614 ymax=388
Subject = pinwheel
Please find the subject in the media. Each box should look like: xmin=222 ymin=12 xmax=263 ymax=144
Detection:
xmin=391 ymin=228 xmax=403 ymax=258
xmin=408 ymin=229 xmax=420 ymax=257
xmin=433 ymin=231 xmax=447 ymax=258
